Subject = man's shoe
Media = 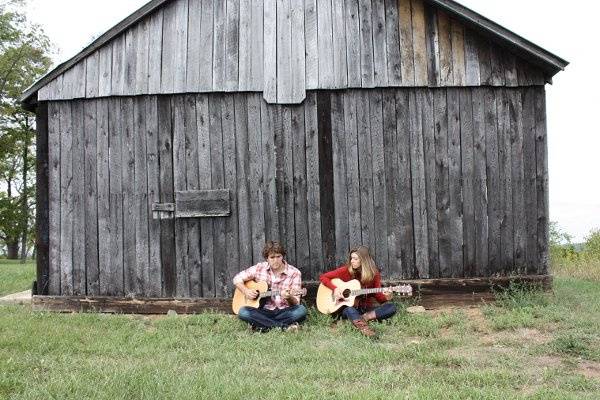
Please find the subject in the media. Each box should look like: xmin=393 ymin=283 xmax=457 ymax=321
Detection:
xmin=285 ymin=322 xmax=300 ymax=333
xmin=351 ymin=319 xmax=376 ymax=338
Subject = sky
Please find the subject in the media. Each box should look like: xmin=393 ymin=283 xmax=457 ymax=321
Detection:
xmin=24 ymin=0 xmax=600 ymax=242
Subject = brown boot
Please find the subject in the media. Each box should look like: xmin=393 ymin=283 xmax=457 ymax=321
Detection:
xmin=351 ymin=319 xmax=376 ymax=338
xmin=362 ymin=311 xmax=377 ymax=322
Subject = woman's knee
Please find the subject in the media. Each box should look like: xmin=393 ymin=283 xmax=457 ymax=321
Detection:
xmin=380 ymin=302 xmax=397 ymax=318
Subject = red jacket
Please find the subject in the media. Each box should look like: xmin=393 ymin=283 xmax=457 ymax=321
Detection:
xmin=319 ymin=265 xmax=388 ymax=308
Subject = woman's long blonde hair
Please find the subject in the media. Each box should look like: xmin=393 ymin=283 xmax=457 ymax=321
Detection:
xmin=347 ymin=246 xmax=379 ymax=285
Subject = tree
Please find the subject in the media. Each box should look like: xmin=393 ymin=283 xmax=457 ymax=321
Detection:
xmin=0 ymin=0 xmax=52 ymax=259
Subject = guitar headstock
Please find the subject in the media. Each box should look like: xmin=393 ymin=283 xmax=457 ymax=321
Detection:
xmin=392 ymin=284 xmax=413 ymax=297
xmin=291 ymin=288 xmax=307 ymax=297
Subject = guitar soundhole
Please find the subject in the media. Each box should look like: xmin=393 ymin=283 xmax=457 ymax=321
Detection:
xmin=342 ymin=289 xmax=352 ymax=299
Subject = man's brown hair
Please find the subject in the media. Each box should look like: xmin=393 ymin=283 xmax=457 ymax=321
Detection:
xmin=262 ymin=241 xmax=286 ymax=259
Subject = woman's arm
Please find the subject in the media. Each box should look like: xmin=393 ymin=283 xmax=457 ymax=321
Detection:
xmin=319 ymin=266 xmax=348 ymax=290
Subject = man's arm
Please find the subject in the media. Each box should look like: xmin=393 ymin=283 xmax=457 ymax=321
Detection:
xmin=233 ymin=265 xmax=259 ymax=299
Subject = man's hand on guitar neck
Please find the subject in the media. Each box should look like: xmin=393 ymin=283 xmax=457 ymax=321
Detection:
xmin=280 ymin=289 xmax=300 ymax=306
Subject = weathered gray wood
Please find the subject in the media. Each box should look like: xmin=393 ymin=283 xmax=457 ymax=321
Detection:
xmin=98 ymin=45 xmax=112 ymax=97
xmin=394 ymin=90 xmax=415 ymax=278
xmin=186 ymin=0 xmax=203 ymax=91
xmin=496 ymin=88 xmax=513 ymax=273
xmin=450 ymin=19 xmax=465 ymax=86
xmin=304 ymin=0 xmax=318 ymax=90
xmin=484 ymin=88 xmax=500 ymax=275
xmin=382 ymin=91 xmax=399 ymax=276
xmin=385 ymin=0 xmax=402 ymax=86
xmin=489 ymin=43 xmax=505 ymax=86
xmin=246 ymin=94 xmax=266 ymax=263
xmin=509 ymin=89 xmax=526 ymax=274
xmin=196 ymin=94 xmax=215 ymax=296
xmin=345 ymin=0 xmax=361 ymax=87
xmin=121 ymin=99 xmax=137 ymax=296
xmin=446 ymin=88 xmax=463 ymax=276
xmin=459 ymin=89 xmax=475 ymax=277
xmin=233 ymin=94 xmax=253 ymax=270
xmin=209 ymin=95 xmax=227 ymax=297
xmin=176 ymin=0 xmax=189 ymax=92
xmin=317 ymin=0 xmax=335 ymax=89
xmin=35 ymin=103 xmax=50 ymax=295
xmin=277 ymin=0 xmax=293 ymax=103
xmin=472 ymin=89 xmax=489 ymax=276
xmin=358 ymin=0 xmax=375 ymax=87
xmin=111 ymin=34 xmax=126 ymax=96
xmin=238 ymin=0 xmax=252 ymax=91
xmin=370 ymin=90 xmax=389 ymax=271
xmin=291 ymin=102 xmax=310 ymax=270
xmin=71 ymin=102 xmax=86 ymax=295
xmin=124 ymin=28 xmax=137 ymax=95
xmin=225 ymin=0 xmax=240 ymax=91
xmin=424 ymin=5 xmax=440 ymax=87
xmin=250 ymin=0 xmax=264 ymax=90
xmin=317 ymin=91 xmax=335 ymax=269
xmin=477 ymin=37 xmax=492 ymax=85
xmin=408 ymin=90 xmax=428 ymax=278
xmin=107 ymin=99 xmax=124 ymax=296
xmin=282 ymin=108 xmax=296 ymax=263
xmin=59 ymin=102 xmax=73 ymax=295
xmin=175 ymin=190 xmax=232 ymax=217
xmin=157 ymin=97 xmax=175 ymax=296
xmin=516 ymin=58 xmax=533 ymax=87
xmin=95 ymin=100 xmax=110 ymax=296
xmin=411 ymin=0 xmax=428 ymax=86
xmin=198 ymin=0 xmax=214 ymax=91
xmin=161 ymin=0 xmax=186 ymax=93
xmin=433 ymin=89 xmax=451 ymax=277
xmin=290 ymin=0 xmax=306 ymax=103
xmin=421 ymin=90 xmax=439 ymax=277
xmin=343 ymin=91 xmax=362 ymax=249
xmin=145 ymin=96 xmax=162 ymax=297
xmin=48 ymin=103 xmax=61 ymax=295
xmin=521 ymin=87 xmax=538 ymax=275
xmin=260 ymin=100 xmax=280 ymax=240
xmin=331 ymin=93 xmax=349 ymax=265
xmin=332 ymin=0 xmax=347 ymax=89
xmin=398 ymin=0 xmax=415 ymax=86
xmin=436 ymin=10 xmax=453 ymax=86
xmin=85 ymin=52 xmax=100 ymax=98
xmin=372 ymin=0 xmax=389 ymax=87
xmin=463 ymin=29 xmax=480 ymax=86
xmin=304 ymin=93 xmax=323 ymax=277
xmin=356 ymin=90 xmax=375 ymax=250
xmin=263 ymin=0 xmax=277 ymax=102
xmin=534 ymin=87 xmax=549 ymax=274
xmin=148 ymin=9 xmax=164 ymax=94
xmin=221 ymin=96 xmax=239 ymax=296
xmin=503 ymin=50 xmax=518 ymax=87
xmin=134 ymin=19 xmax=149 ymax=95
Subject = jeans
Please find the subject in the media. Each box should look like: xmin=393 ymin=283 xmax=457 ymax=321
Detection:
xmin=341 ymin=302 xmax=397 ymax=322
xmin=238 ymin=304 xmax=308 ymax=330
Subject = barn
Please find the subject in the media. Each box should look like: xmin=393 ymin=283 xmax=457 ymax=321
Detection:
xmin=22 ymin=0 xmax=567 ymax=311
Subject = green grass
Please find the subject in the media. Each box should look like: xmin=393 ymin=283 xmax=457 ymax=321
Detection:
xmin=0 ymin=259 xmax=35 ymax=296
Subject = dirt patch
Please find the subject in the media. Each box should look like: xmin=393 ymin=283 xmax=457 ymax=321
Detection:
xmin=578 ymin=361 xmax=600 ymax=380
xmin=479 ymin=328 xmax=551 ymax=347
xmin=533 ymin=355 xmax=563 ymax=369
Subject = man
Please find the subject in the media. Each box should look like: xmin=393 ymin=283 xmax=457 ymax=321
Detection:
xmin=233 ymin=241 xmax=307 ymax=331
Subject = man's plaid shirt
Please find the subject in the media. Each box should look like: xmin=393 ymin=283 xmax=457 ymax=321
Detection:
xmin=233 ymin=261 xmax=302 ymax=310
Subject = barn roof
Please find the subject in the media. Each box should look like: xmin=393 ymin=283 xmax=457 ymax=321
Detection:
xmin=21 ymin=0 xmax=568 ymax=110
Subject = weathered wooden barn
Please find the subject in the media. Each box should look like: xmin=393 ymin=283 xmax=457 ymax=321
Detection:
xmin=22 ymin=0 xmax=567 ymax=305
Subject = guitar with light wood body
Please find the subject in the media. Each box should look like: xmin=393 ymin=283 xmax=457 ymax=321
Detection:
xmin=231 ymin=280 xmax=307 ymax=315
xmin=316 ymin=278 xmax=413 ymax=314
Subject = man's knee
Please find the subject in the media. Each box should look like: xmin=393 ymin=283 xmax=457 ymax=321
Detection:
xmin=238 ymin=306 xmax=253 ymax=322
xmin=292 ymin=305 xmax=308 ymax=321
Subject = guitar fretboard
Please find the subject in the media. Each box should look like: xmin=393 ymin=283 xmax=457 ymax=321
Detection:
xmin=350 ymin=286 xmax=406 ymax=296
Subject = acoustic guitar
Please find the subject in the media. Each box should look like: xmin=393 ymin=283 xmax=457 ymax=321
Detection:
xmin=231 ymin=280 xmax=307 ymax=315
xmin=316 ymin=278 xmax=413 ymax=314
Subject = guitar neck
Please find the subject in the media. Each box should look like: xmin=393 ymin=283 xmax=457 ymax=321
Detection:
xmin=351 ymin=286 xmax=401 ymax=296
xmin=260 ymin=290 xmax=279 ymax=298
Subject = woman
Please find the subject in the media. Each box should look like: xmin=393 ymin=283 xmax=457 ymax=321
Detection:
xmin=319 ymin=246 xmax=397 ymax=337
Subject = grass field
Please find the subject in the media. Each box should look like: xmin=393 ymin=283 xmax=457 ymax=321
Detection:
xmin=0 ymin=260 xmax=35 ymax=297
xmin=1 ymin=260 xmax=599 ymax=399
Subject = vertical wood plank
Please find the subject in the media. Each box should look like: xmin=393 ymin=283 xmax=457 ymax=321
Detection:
xmin=260 ymin=101 xmax=280 ymax=240
xmin=463 ymin=29 xmax=480 ymax=86
xmin=484 ymin=88 xmax=501 ymax=276
xmin=282 ymin=108 xmax=296 ymax=263
xmin=317 ymin=0 xmax=335 ymax=89
xmin=522 ymin=87 xmax=538 ymax=275
xmin=71 ymin=102 xmax=86 ymax=295
xmin=446 ymin=88 xmax=464 ymax=276
xmin=385 ymin=0 xmax=402 ymax=86
xmin=225 ymin=0 xmax=240 ymax=91
xmin=291 ymin=0 xmax=306 ymax=103
xmin=187 ymin=0 xmax=203 ymax=91
xmin=345 ymin=0 xmax=362 ymax=87
xmin=472 ymin=89 xmax=489 ymax=276
xmin=332 ymin=0 xmax=348 ymax=89
xmin=108 ymin=99 xmax=124 ymax=296
xmin=291 ymin=102 xmax=310 ymax=270
xmin=162 ymin=0 xmax=188 ymax=93
xmin=477 ymin=38 xmax=492 ymax=86
xmin=395 ymin=90 xmax=415 ymax=278
xmin=111 ymin=35 xmax=126 ymax=96
xmin=436 ymin=10 xmax=453 ymax=86
xmin=198 ymin=0 xmax=214 ymax=91
xmin=85 ymin=52 xmax=100 ymax=98
xmin=145 ymin=96 xmax=162 ymax=297
xmin=96 ymin=100 xmax=111 ymax=295
xmin=124 ymin=28 xmax=137 ymax=95
xmin=509 ymin=89 xmax=526 ymax=274
xmin=59 ymin=102 xmax=74 ymax=295
xmin=356 ymin=91 xmax=375 ymax=250
xmin=534 ymin=88 xmax=549 ymax=274
xmin=238 ymin=0 xmax=252 ymax=91
xmin=196 ymin=94 xmax=215 ymax=296
xmin=305 ymin=93 xmax=323 ymax=278
xmin=148 ymin=10 xmax=164 ymax=94
xmin=411 ymin=0 xmax=428 ymax=86
xmin=247 ymin=94 xmax=266 ymax=263
xmin=304 ymin=0 xmax=319 ymax=90
xmin=48 ymin=103 xmax=61 ymax=294
xmin=98 ymin=45 xmax=112 ymax=97
xmin=212 ymin=0 xmax=227 ymax=91
xmin=36 ymin=103 xmax=50 ymax=295
xmin=331 ymin=92 xmax=349 ymax=265
xmin=277 ymin=0 xmax=293 ymax=103
xmin=383 ymin=91 xmax=399 ymax=275
xmin=134 ymin=19 xmax=150 ymax=95
xmin=372 ymin=0 xmax=389 ymax=87
xmin=503 ymin=50 xmax=518 ymax=87
xmin=359 ymin=0 xmax=375 ymax=87
xmin=121 ymin=98 xmax=137 ymax=295
xmin=250 ymin=0 xmax=264 ymax=90
xmin=450 ymin=19 xmax=465 ymax=86
xmin=424 ymin=5 xmax=440 ymax=87
xmin=489 ymin=43 xmax=505 ymax=86
xmin=459 ymin=89 xmax=475 ymax=277
xmin=343 ymin=91 xmax=362 ymax=249
xmin=263 ymin=0 xmax=277 ymax=102
xmin=398 ymin=0 xmax=415 ymax=86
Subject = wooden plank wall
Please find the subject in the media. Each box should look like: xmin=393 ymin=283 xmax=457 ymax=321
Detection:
xmin=38 ymin=0 xmax=547 ymax=105
xmin=45 ymin=86 xmax=549 ymax=296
